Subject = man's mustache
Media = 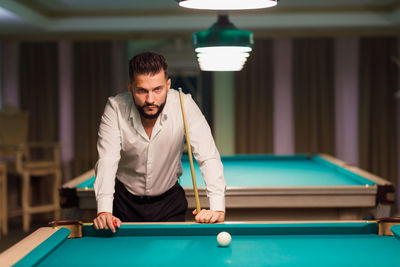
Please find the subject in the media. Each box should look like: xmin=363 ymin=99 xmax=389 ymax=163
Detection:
xmin=143 ymin=104 xmax=159 ymax=108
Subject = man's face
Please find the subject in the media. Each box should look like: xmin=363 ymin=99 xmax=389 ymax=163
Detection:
xmin=128 ymin=70 xmax=170 ymax=120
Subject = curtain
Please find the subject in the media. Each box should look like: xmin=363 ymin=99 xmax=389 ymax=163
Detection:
xmin=73 ymin=42 xmax=113 ymax=176
xmin=359 ymin=37 xmax=398 ymax=184
xmin=292 ymin=38 xmax=335 ymax=155
xmin=200 ymin=71 xmax=214 ymax=131
xmin=234 ymin=39 xmax=274 ymax=154
xmin=20 ymin=42 xmax=59 ymax=144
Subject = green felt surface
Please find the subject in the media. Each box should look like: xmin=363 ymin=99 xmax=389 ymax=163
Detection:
xmin=76 ymin=154 xmax=375 ymax=189
xmin=19 ymin=223 xmax=400 ymax=267
xmin=14 ymin=228 xmax=71 ymax=267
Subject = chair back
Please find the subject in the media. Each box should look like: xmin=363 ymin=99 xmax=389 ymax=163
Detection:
xmin=0 ymin=105 xmax=29 ymax=157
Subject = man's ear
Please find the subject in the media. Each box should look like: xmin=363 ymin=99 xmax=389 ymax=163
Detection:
xmin=127 ymin=81 xmax=133 ymax=94
xmin=166 ymin=78 xmax=171 ymax=91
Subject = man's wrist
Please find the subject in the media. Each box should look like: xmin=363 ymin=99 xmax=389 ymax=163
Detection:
xmin=97 ymin=211 xmax=111 ymax=216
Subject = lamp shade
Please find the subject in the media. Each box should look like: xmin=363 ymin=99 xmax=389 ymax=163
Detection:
xmin=193 ymin=15 xmax=254 ymax=71
xmin=178 ymin=0 xmax=277 ymax=10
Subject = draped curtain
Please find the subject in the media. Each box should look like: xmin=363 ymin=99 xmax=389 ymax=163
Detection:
xmin=20 ymin=42 xmax=59 ymax=143
xmin=292 ymin=38 xmax=335 ymax=155
xmin=359 ymin=37 xmax=398 ymax=184
xmin=200 ymin=71 xmax=214 ymax=131
xmin=73 ymin=42 xmax=113 ymax=176
xmin=234 ymin=39 xmax=274 ymax=154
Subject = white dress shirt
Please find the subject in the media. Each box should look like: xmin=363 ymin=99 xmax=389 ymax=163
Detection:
xmin=94 ymin=89 xmax=226 ymax=214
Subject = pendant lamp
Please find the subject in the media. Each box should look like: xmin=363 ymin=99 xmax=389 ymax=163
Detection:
xmin=193 ymin=14 xmax=254 ymax=71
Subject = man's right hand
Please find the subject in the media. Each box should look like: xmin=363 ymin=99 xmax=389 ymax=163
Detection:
xmin=93 ymin=212 xmax=122 ymax=233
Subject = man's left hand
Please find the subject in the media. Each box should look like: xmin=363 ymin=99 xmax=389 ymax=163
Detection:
xmin=192 ymin=209 xmax=225 ymax=223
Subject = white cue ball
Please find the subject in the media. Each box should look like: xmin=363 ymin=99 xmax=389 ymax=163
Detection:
xmin=217 ymin=231 xmax=232 ymax=247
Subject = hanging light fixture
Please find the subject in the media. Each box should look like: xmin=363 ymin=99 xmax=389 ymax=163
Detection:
xmin=193 ymin=13 xmax=254 ymax=71
xmin=178 ymin=0 xmax=277 ymax=10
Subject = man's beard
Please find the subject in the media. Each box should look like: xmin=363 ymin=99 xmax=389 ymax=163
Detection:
xmin=135 ymin=100 xmax=166 ymax=119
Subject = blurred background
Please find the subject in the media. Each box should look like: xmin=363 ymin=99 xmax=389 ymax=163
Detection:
xmin=0 ymin=0 xmax=399 ymax=251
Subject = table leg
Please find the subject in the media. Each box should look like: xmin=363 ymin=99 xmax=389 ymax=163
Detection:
xmin=22 ymin=171 xmax=31 ymax=233
xmin=0 ymin=163 xmax=7 ymax=236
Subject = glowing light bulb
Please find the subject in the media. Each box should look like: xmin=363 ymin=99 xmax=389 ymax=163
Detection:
xmin=178 ymin=0 xmax=277 ymax=10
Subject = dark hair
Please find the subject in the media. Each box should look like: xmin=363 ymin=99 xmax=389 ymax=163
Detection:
xmin=128 ymin=52 xmax=168 ymax=82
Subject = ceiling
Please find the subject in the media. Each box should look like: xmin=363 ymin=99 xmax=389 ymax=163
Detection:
xmin=0 ymin=0 xmax=399 ymax=38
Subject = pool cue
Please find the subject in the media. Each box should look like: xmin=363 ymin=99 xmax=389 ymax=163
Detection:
xmin=178 ymin=88 xmax=201 ymax=214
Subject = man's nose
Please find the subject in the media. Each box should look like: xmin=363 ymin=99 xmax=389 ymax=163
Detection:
xmin=146 ymin=92 xmax=155 ymax=103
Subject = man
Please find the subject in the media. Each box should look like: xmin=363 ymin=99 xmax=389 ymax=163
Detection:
xmin=93 ymin=52 xmax=226 ymax=232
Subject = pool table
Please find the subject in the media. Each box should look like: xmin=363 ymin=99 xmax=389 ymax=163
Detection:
xmin=1 ymin=219 xmax=400 ymax=266
xmin=60 ymin=154 xmax=394 ymax=221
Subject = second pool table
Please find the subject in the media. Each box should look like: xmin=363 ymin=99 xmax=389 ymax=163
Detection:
xmin=60 ymin=154 xmax=394 ymax=220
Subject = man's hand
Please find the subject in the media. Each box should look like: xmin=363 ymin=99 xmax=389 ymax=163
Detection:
xmin=93 ymin=212 xmax=122 ymax=233
xmin=192 ymin=209 xmax=225 ymax=223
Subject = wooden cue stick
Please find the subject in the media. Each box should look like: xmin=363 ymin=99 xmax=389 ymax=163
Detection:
xmin=178 ymin=88 xmax=201 ymax=214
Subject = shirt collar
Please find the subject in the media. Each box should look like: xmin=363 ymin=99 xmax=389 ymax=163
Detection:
xmin=160 ymin=90 xmax=173 ymax=124
xmin=129 ymin=97 xmax=139 ymax=121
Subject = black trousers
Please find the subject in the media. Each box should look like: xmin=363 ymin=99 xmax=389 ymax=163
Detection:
xmin=113 ymin=179 xmax=188 ymax=222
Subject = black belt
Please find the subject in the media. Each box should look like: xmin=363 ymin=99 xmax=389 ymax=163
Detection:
xmin=127 ymin=182 xmax=180 ymax=204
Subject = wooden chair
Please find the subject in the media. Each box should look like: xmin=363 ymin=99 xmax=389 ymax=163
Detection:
xmin=0 ymin=105 xmax=61 ymax=232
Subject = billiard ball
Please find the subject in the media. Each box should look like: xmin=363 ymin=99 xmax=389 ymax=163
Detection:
xmin=217 ymin=231 xmax=231 ymax=247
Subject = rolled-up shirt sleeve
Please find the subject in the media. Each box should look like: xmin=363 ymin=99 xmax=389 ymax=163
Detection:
xmin=94 ymin=98 xmax=122 ymax=214
xmin=184 ymin=93 xmax=226 ymax=212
